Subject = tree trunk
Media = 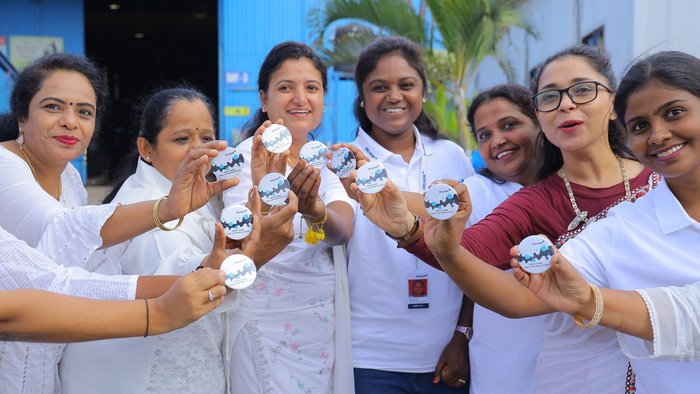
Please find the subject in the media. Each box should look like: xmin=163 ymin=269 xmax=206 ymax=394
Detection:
xmin=454 ymin=85 xmax=470 ymax=151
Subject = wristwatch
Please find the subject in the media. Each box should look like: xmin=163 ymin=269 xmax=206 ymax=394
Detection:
xmin=456 ymin=325 xmax=473 ymax=341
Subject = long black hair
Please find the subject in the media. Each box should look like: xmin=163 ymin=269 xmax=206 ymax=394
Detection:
xmin=103 ymin=85 xmax=214 ymax=203
xmin=0 ymin=53 xmax=108 ymax=141
xmin=615 ymin=51 xmax=700 ymax=126
xmin=353 ymin=36 xmax=444 ymax=140
xmin=530 ymin=44 xmax=632 ymax=181
xmin=467 ymin=84 xmax=540 ymax=183
xmin=240 ymin=41 xmax=327 ymax=139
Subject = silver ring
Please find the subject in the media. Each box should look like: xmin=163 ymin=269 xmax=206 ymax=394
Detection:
xmin=207 ymin=289 xmax=216 ymax=302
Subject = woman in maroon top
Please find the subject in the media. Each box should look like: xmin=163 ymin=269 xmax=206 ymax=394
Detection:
xmin=350 ymin=45 xmax=657 ymax=393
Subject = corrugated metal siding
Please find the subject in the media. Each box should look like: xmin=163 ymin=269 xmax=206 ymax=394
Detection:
xmin=0 ymin=0 xmax=87 ymax=179
xmin=218 ymin=0 xmax=357 ymax=145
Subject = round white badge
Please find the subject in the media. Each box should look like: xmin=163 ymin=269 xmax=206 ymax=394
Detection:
xmin=516 ymin=235 xmax=554 ymax=274
xmin=258 ymin=172 xmax=291 ymax=206
xmin=220 ymin=205 xmax=253 ymax=240
xmin=424 ymin=183 xmax=460 ymax=220
xmin=330 ymin=147 xmax=356 ymax=178
xmin=210 ymin=147 xmax=244 ymax=180
xmin=355 ymin=161 xmax=388 ymax=194
xmin=262 ymin=124 xmax=292 ymax=153
xmin=221 ymin=254 xmax=257 ymax=289
xmin=299 ymin=141 xmax=329 ymax=169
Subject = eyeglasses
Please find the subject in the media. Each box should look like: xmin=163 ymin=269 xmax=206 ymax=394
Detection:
xmin=532 ymin=81 xmax=613 ymax=112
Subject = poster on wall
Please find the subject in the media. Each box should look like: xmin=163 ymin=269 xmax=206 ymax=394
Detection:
xmin=0 ymin=36 xmax=7 ymax=58
xmin=9 ymin=35 xmax=64 ymax=70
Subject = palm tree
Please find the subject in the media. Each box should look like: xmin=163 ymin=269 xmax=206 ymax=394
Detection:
xmin=309 ymin=0 xmax=534 ymax=149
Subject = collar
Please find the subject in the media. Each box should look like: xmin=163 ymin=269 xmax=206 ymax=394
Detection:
xmin=133 ymin=158 xmax=172 ymax=196
xmin=655 ymin=179 xmax=697 ymax=234
xmin=353 ymin=125 xmax=432 ymax=163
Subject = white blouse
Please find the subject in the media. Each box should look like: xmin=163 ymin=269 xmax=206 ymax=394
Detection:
xmin=60 ymin=159 xmax=229 ymax=394
xmin=222 ymin=137 xmax=354 ymax=394
xmin=561 ymin=179 xmax=700 ymax=394
xmin=0 ymin=146 xmax=120 ymax=394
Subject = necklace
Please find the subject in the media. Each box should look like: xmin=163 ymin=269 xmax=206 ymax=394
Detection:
xmin=560 ymin=156 xmax=630 ymax=232
xmin=16 ymin=140 xmax=62 ymax=200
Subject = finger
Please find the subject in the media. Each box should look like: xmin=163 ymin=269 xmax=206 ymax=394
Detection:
xmin=296 ymin=169 xmax=320 ymax=200
xmin=433 ymin=360 xmax=447 ymax=383
xmin=272 ymin=150 xmax=290 ymax=174
xmin=287 ymin=159 xmax=306 ymax=183
xmin=253 ymin=120 xmax=273 ymax=138
xmin=189 ymin=267 xmax=227 ymax=289
xmin=248 ymin=186 xmax=262 ymax=216
xmin=211 ymin=222 xmax=227 ymax=255
xmin=289 ymin=165 xmax=314 ymax=194
xmin=209 ymin=176 xmax=240 ymax=193
xmin=194 ymin=140 xmax=228 ymax=152
xmin=285 ymin=190 xmax=299 ymax=214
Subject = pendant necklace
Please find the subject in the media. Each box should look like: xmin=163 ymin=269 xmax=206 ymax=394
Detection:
xmin=560 ymin=156 xmax=630 ymax=232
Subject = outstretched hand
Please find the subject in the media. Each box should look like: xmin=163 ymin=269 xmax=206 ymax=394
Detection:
xmin=151 ymin=267 xmax=227 ymax=333
xmin=163 ymin=141 xmax=240 ymax=220
xmin=510 ymin=244 xmax=592 ymax=315
xmin=423 ymin=180 xmax=472 ymax=259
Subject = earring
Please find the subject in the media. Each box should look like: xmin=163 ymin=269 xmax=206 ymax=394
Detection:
xmin=144 ymin=155 xmax=151 ymax=162
xmin=360 ymin=101 xmax=364 ymax=108
xmin=16 ymin=128 xmax=24 ymax=147
xmin=422 ymin=97 xmax=427 ymax=103
xmin=262 ymin=107 xmax=267 ymax=113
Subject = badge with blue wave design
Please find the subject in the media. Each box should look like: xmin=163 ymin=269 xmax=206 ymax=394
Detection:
xmin=258 ymin=172 xmax=291 ymax=206
xmin=424 ymin=183 xmax=459 ymax=220
xmin=330 ymin=147 xmax=356 ymax=178
xmin=210 ymin=147 xmax=244 ymax=180
xmin=221 ymin=254 xmax=257 ymax=289
xmin=355 ymin=161 xmax=388 ymax=194
xmin=220 ymin=205 xmax=253 ymax=240
xmin=516 ymin=235 xmax=554 ymax=274
xmin=262 ymin=124 xmax=292 ymax=154
xmin=299 ymin=141 xmax=329 ymax=169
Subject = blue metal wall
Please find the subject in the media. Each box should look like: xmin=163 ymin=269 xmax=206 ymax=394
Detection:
xmin=0 ymin=0 xmax=87 ymax=179
xmin=218 ymin=0 xmax=357 ymax=146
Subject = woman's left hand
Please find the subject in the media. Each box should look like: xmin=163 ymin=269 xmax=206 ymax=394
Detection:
xmin=287 ymin=159 xmax=324 ymax=218
xmin=162 ymin=141 xmax=240 ymax=220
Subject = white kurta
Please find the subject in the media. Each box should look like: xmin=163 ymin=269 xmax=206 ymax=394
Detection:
xmin=222 ymin=137 xmax=354 ymax=394
xmin=347 ymin=127 xmax=473 ymax=373
xmin=0 ymin=145 xmax=119 ymax=394
xmin=59 ymin=159 xmax=228 ymax=394
xmin=463 ymin=175 xmax=546 ymax=394
xmin=630 ymin=282 xmax=700 ymax=361
xmin=561 ymin=179 xmax=700 ymax=393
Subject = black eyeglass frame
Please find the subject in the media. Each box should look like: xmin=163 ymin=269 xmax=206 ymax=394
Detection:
xmin=532 ymin=81 xmax=614 ymax=113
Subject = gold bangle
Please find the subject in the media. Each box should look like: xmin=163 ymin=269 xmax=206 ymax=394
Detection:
xmin=573 ymin=282 xmax=604 ymax=328
xmin=152 ymin=196 xmax=184 ymax=231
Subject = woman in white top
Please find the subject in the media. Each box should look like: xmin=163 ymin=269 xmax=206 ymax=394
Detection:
xmin=509 ymin=51 xmax=700 ymax=374
xmin=222 ymin=41 xmax=355 ymax=393
xmin=338 ymin=36 xmax=474 ymax=393
xmin=0 ymin=54 xmax=238 ymax=393
xmin=59 ymin=86 xmax=261 ymax=393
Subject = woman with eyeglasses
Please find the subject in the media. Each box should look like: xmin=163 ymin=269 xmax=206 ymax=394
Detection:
xmin=349 ymin=45 xmax=658 ymax=393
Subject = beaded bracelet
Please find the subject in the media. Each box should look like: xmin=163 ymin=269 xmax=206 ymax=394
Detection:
xmin=153 ymin=196 xmax=184 ymax=231
xmin=573 ymin=282 xmax=604 ymax=328
xmin=303 ymin=209 xmax=327 ymax=245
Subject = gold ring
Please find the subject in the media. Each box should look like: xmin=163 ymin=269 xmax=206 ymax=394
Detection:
xmin=457 ymin=379 xmax=467 ymax=384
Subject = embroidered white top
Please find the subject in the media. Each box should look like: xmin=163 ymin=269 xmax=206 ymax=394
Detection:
xmin=0 ymin=145 xmax=120 ymax=394
xmin=561 ymin=179 xmax=700 ymax=393
xmin=59 ymin=159 xmax=229 ymax=394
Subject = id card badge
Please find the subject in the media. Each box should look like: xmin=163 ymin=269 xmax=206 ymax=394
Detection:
xmin=406 ymin=272 xmax=430 ymax=309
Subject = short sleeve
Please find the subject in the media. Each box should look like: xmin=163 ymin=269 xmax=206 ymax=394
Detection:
xmin=558 ymin=216 xmax=616 ymax=288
